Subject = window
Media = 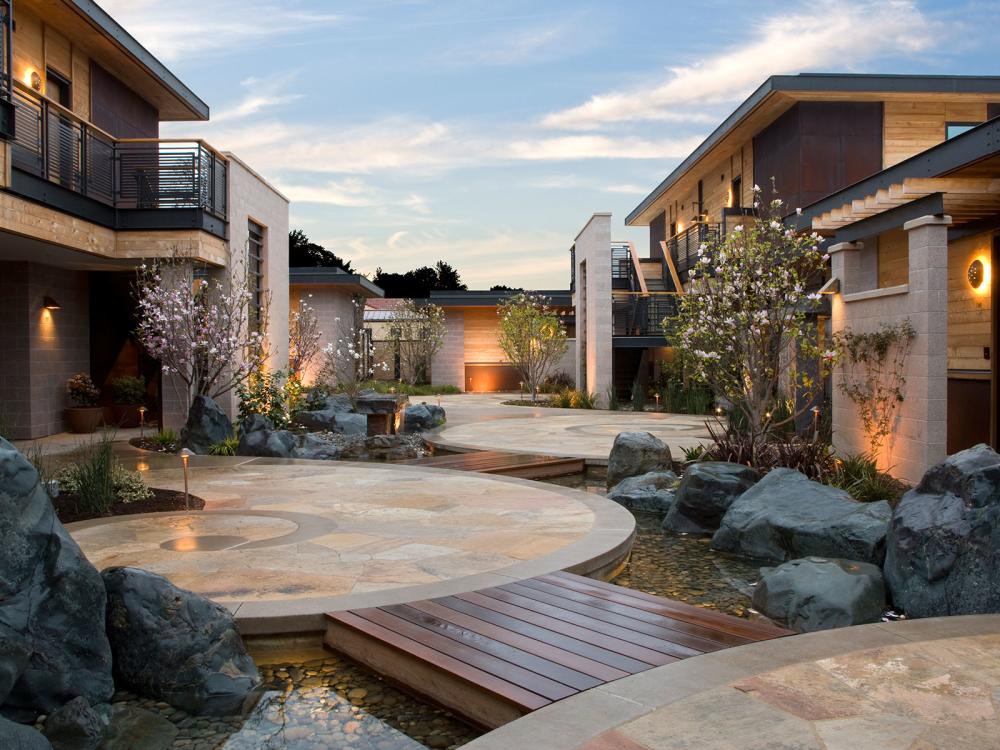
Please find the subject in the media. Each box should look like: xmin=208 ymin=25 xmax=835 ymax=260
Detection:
xmin=730 ymin=176 xmax=742 ymax=209
xmin=946 ymin=122 xmax=978 ymax=140
xmin=45 ymin=68 xmax=71 ymax=107
xmin=247 ymin=220 xmax=265 ymax=332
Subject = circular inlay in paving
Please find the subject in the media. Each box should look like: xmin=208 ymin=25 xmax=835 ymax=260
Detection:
xmin=160 ymin=534 xmax=249 ymax=551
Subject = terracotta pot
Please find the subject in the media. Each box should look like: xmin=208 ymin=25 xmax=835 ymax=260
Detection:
xmin=66 ymin=406 xmax=104 ymax=434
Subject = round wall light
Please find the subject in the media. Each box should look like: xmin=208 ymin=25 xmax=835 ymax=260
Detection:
xmin=29 ymin=71 xmax=41 ymax=91
xmin=969 ymin=259 xmax=986 ymax=290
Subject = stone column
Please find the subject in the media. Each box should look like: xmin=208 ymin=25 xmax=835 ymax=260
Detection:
xmin=828 ymin=241 xmax=864 ymax=295
xmin=898 ymin=214 xmax=951 ymax=479
xmin=573 ymin=214 xmax=613 ymax=406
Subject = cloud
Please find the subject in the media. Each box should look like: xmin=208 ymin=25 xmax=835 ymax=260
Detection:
xmin=211 ymin=72 xmax=303 ymax=123
xmin=508 ymin=134 xmax=703 ymax=161
xmin=542 ymin=0 xmax=940 ymax=130
xmin=275 ymin=178 xmax=380 ymax=207
xmin=97 ymin=0 xmax=347 ymax=61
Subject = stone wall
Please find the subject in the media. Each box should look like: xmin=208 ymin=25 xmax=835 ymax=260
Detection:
xmin=289 ymin=285 xmax=358 ymax=385
xmin=432 ymin=309 xmax=465 ymax=390
xmin=573 ymin=214 xmax=614 ymax=406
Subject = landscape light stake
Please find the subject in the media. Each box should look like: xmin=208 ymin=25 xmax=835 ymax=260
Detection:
xmin=138 ymin=406 xmax=147 ymax=440
xmin=812 ymin=406 xmax=821 ymax=442
xmin=180 ymin=449 xmax=193 ymax=509
xmin=654 ymin=393 xmax=660 ymax=411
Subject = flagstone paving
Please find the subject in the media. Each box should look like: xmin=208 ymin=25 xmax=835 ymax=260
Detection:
xmin=66 ymin=456 xmax=634 ymax=634
xmin=429 ymin=393 xmax=712 ymax=461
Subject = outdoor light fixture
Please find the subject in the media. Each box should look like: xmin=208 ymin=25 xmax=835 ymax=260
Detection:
xmin=180 ymin=449 xmax=193 ymax=510
xmin=29 ymin=71 xmax=41 ymax=91
xmin=818 ymin=277 xmax=840 ymax=295
xmin=43 ymin=296 xmax=60 ymax=310
xmin=138 ymin=406 xmax=148 ymax=440
xmin=968 ymin=258 xmax=989 ymax=291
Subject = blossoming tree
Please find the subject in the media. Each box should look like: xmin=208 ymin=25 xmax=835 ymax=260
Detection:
xmin=497 ymin=293 xmax=569 ymax=401
xmin=135 ymin=257 xmax=269 ymax=414
xmin=318 ymin=296 xmax=387 ymax=403
xmin=666 ymin=186 xmax=834 ymax=459
xmin=288 ymin=296 xmax=323 ymax=381
xmin=387 ymin=299 xmax=446 ymax=385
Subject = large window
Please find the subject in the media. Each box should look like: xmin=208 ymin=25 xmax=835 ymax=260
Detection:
xmin=248 ymin=220 xmax=265 ymax=332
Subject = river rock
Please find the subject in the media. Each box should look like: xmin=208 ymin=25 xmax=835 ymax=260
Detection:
xmin=752 ymin=557 xmax=886 ymax=632
xmin=100 ymin=706 xmax=177 ymax=750
xmin=42 ymin=697 xmax=108 ymax=750
xmin=607 ymin=471 xmax=677 ymax=514
xmin=663 ymin=462 xmax=759 ymax=534
xmin=102 ymin=567 xmax=260 ymax=715
xmin=0 ymin=439 xmax=113 ymax=721
xmin=606 ymin=432 xmax=673 ymax=488
xmin=884 ymin=443 xmax=1000 ymax=618
xmin=0 ymin=716 xmax=52 ymax=749
xmin=181 ymin=396 xmax=234 ymax=454
xmin=711 ymin=468 xmax=891 ymax=564
xmin=402 ymin=403 xmax=446 ymax=433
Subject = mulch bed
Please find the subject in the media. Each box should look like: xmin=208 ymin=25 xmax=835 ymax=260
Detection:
xmin=129 ymin=437 xmax=178 ymax=453
xmin=53 ymin=487 xmax=205 ymax=524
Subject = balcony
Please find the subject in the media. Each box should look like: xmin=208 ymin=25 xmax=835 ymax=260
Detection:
xmin=667 ymin=222 xmax=720 ymax=282
xmin=612 ymin=293 xmax=678 ymax=338
xmin=8 ymin=84 xmax=228 ymax=238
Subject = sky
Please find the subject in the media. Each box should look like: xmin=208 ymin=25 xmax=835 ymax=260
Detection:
xmin=100 ymin=0 xmax=999 ymax=289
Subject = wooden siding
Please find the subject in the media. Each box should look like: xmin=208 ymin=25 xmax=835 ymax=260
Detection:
xmin=948 ymin=232 xmax=992 ymax=371
xmin=877 ymin=229 xmax=909 ymax=288
xmin=884 ymin=101 xmax=989 ymax=167
xmin=91 ymin=62 xmax=159 ymax=138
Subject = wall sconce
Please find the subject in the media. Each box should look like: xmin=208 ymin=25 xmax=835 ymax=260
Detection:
xmin=818 ymin=277 xmax=840 ymax=295
xmin=968 ymin=258 xmax=989 ymax=291
xmin=43 ymin=296 xmax=61 ymax=310
xmin=30 ymin=71 xmax=41 ymax=91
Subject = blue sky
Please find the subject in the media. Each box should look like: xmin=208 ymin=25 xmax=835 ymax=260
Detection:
xmin=102 ymin=0 xmax=998 ymax=289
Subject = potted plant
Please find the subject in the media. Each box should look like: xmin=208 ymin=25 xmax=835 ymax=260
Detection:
xmin=66 ymin=373 xmax=103 ymax=433
xmin=110 ymin=375 xmax=146 ymax=427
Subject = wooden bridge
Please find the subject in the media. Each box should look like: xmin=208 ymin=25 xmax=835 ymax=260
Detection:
xmin=399 ymin=450 xmax=584 ymax=480
xmin=325 ymin=571 xmax=791 ymax=729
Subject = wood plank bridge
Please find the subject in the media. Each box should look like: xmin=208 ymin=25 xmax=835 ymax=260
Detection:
xmin=398 ymin=449 xmax=584 ymax=480
xmin=325 ymin=571 xmax=791 ymax=729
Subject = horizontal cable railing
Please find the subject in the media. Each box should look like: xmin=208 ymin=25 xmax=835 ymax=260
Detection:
xmin=10 ymin=84 xmax=227 ymax=219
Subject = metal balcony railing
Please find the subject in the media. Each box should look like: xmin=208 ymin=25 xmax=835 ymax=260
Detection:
xmin=10 ymin=84 xmax=227 ymax=220
xmin=612 ymin=293 xmax=679 ymax=337
xmin=667 ymin=222 xmax=720 ymax=281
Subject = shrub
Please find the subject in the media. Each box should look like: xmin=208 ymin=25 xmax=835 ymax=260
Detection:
xmin=208 ymin=435 xmax=240 ymax=456
xmin=831 ymin=453 xmax=907 ymax=504
xmin=606 ymin=385 xmax=621 ymax=411
xmin=630 ymin=380 xmax=646 ymax=411
xmin=704 ymin=421 xmax=836 ymax=482
xmin=150 ymin=428 xmax=179 ymax=450
xmin=549 ymin=389 xmax=595 ymax=409
xmin=237 ymin=369 xmax=288 ymax=427
xmin=681 ymin=445 xmax=707 ymax=463
xmin=57 ymin=432 xmax=151 ymax=514
xmin=111 ymin=375 xmax=146 ymax=405
xmin=540 ymin=372 xmax=575 ymax=394
xmin=67 ymin=373 xmax=100 ymax=407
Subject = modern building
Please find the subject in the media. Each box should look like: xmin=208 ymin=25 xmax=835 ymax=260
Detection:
xmin=0 ymin=0 xmax=290 ymax=438
xmin=615 ymin=73 xmax=1000 ymax=482
xmin=429 ymin=290 xmax=575 ymax=392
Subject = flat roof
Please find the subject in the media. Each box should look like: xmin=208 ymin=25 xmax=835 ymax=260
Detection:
xmin=626 ymin=73 xmax=1000 ymax=226
xmin=429 ymin=290 xmax=573 ymax=307
xmin=289 ymin=267 xmax=385 ymax=298
xmin=69 ymin=0 xmax=209 ymax=120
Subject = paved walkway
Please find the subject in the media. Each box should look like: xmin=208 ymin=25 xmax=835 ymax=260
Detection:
xmin=67 ymin=455 xmax=634 ymax=634
xmin=464 ymin=615 xmax=1000 ymax=750
xmin=428 ymin=393 xmax=713 ymax=462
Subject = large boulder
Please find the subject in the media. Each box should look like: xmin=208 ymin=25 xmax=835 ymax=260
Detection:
xmin=663 ymin=462 xmax=759 ymax=534
xmin=293 ymin=394 xmax=355 ymax=432
xmin=402 ymin=403 xmax=446 ymax=433
xmin=102 ymin=567 xmax=260 ymax=716
xmin=606 ymin=432 xmax=673 ymax=488
xmin=711 ymin=468 xmax=891 ymax=564
xmin=181 ymin=396 xmax=234 ymax=454
xmin=236 ymin=415 xmax=296 ymax=458
xmin=0 ymin=715 xmax=52 ymax=749
xmin=332 ymin=413 xmax=367 ymax=436
xmin=0 ymin=439 xmax=113 ymax=721
xmin=99 ymin=706 xmax=177 ymax=750
xmin=607 ymin=471 xmax=677 ymax=515
xmin=42 ymin=696 xmax=108 ymax=750
xmin=292 ymin=433 xmax=344 ymax=461
xmin=752 ymin=557 xmax=886 ymax=632
xmin=884 ymin=444 xmax=1000 ymax=618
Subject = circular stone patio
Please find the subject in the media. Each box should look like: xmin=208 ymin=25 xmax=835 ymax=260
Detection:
xmin=67 ymin=457 xmax=635 ymax=634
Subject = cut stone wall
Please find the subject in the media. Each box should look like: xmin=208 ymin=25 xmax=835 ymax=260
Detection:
xmin=289 ymin=285 xmax=358 ymax=386
xmin=573 ymin=214 xmax=614 ymax=406
xmin=432 ymin=309 xmax=465 ymax=390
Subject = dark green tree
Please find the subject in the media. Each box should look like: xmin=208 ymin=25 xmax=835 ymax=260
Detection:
xmin=372 ymin=261 xmax=468 ymax=298
xmin=288 ymin=229 xmax=355 ymax=272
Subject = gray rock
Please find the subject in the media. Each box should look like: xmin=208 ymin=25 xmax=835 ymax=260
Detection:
xmin=0 ymin=716 xmax=52 ymax=749
xmin=102 ymin=567 xmax=261 ymax=716
xmin=607 ymin=432 xmax=673 ymax=488
xmin=402 ymin=403 xmax=447 ymax=433
xmin=333 ymin=413 xmax=368 ymax=436
xmin=607 ymin=471 xmax=677 ymax=514
xmin=752 ymin=557 xmax=886 ymax=632
xmin=322 ymin=394 xmax=353 ymax=413
xmin=711 ymin=468 xmax=891 ymax=564
xmin=236 ymin=416 xmax=297 ymax=458
xmin=181 ymin=396 xmax=234 ymax=454
xmin=42 ymin=697 xmax=108 ymax=750
xmin=0 ymin=439 xmax=113 ymax=721
xmin=292 ymin=408 xmax=337 ymax=432
xmin=292 ymin=433 xmax=343 ymax=461
xmin=885 ymin=444 xmax=1000 ymax=618
xmin=354 ymin=394 xmax=408 ymax=415
xmin=99 ymin=706 xmax=177 ymax=750
xmin=663 ymin=462 xmax=759 ymax=534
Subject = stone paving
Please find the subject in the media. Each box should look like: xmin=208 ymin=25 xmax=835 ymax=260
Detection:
xmin=429 ymin=393 xmax=712 ymax=461
xmin=67 ymin=456 xmax=634 ymax=633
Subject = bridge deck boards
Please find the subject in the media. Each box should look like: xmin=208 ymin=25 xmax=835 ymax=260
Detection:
xmin=324 ymin=571 xmax=791 ymax=729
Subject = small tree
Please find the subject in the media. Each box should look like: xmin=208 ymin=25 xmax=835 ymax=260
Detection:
xmin=135 ymin=255 xmax=269 ymax=412
xmin=388 ymin=300 xmax=446 ymax=385
xmin=835 ymin=319 xmax=916 ymax=459
xmin=667 ymin=186 xmax=834 ymax=464
xmin=317 ymin=296 xmax=387 ymax=404
xmin=497 ymin=293 xmax=569 ymax=401
xmin=289 ymin=296 xmax=322 ymax=381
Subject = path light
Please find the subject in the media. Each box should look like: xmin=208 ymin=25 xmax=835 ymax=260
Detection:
xmin=715 ymin=406 xmax=724 ymax=416
xmin=180 ymin=448 xmax=193 ymax=510
xmin=654 ymin=393 xmax=661 ymax=411
xmin=811 ymin=406 xmax=821 ymax=440
xmin=138 ymin=406 xmax=147 ymax=440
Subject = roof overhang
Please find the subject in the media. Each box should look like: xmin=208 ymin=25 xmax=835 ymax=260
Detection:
xmin=429 ymin=290 xmax=573 ymax=308
xmin=627 ymin=74 xmax=1000 ymax=228
xmin=289 ymin=267 xmax=385 ymax=298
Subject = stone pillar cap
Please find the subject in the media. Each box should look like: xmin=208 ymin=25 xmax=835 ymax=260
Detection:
xmin=828 ymin=241 xmax=864 ymax=254
xmin=903 ymin=214 xmax=953 ymax=231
